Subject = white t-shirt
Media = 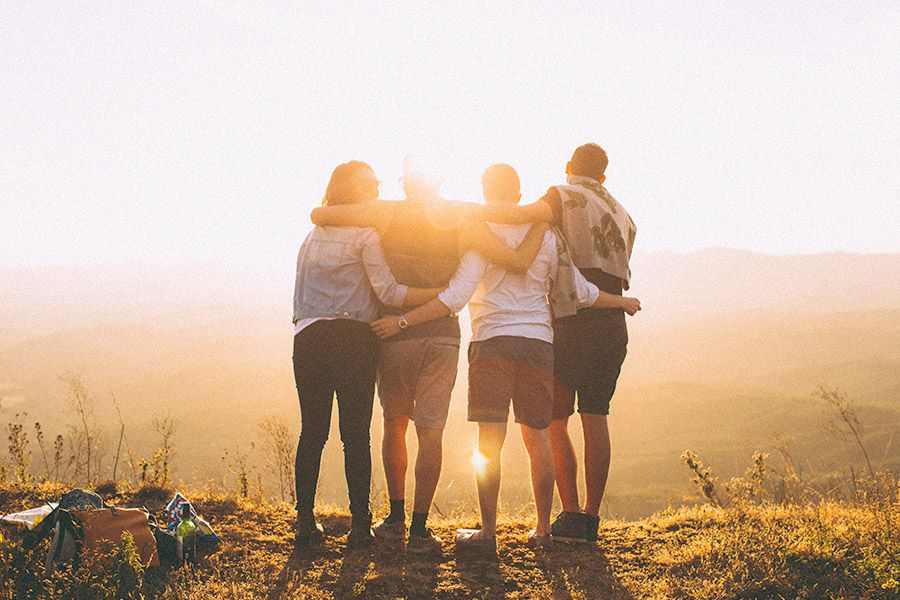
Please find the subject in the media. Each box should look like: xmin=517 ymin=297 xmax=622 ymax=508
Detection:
xmin=437 ymin=223 xmax=599 ymax=344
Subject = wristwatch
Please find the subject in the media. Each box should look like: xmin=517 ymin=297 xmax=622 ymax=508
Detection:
xmin=397 ymin=315 xmax=409 ymax=330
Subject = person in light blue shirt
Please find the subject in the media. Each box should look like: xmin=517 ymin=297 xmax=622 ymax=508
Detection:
xmin=292 ymin=161 xmax=440 ymax=551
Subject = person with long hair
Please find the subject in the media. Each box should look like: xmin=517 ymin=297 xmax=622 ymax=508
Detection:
xmin=292 ymin=160 xmax=441 ymax=550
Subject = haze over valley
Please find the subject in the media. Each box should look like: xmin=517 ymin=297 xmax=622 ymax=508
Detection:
xmin=2 ymin=248 xmax=899 ymax=519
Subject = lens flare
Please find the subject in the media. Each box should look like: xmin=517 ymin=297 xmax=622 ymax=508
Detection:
xmin=471 ymin=448 xmax=489 ymax=475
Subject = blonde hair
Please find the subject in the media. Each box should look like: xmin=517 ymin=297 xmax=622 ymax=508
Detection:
xmin=323 ymin=161 xmax=375 ymax=206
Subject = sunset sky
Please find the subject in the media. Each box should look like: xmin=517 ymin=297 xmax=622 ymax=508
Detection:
xmin=3 ymin=2 xmax=898 ymax=272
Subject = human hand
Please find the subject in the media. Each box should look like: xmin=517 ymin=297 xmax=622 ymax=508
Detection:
xmin=371 ymin=316 xmax=403 ymax=340
xmin=620 ymin=297 xmax=641 ymax=316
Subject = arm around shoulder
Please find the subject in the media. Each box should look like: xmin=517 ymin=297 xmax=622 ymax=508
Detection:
xmin=311 ymin=200 xmax=396 ymax=232
xmin=478 ymin=199 xmax=553 ymax=225
xmin=460 ymin=220 xmax=547 ymax=274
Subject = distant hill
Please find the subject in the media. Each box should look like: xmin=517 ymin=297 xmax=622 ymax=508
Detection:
xmin=0 ymin=264 xmax=285 ymax=347
xmin=630 ymin=248 xmax=900 ymax=325
xmin=3 ymin=249 xmax=899 ymax=342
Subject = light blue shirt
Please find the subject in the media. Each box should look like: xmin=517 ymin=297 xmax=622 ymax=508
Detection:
xmin=293 ymin=226 xmax=409 ymax=329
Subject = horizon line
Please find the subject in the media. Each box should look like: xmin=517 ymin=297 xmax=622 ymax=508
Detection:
xmin=2 ymin=246 xmax=900 ymax=271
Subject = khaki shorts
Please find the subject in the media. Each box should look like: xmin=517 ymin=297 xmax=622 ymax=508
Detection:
xmin=377 ymin=335 xmax=460 ymax=429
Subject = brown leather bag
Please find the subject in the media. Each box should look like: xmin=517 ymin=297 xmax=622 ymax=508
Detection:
xmin=74 ymin=507 xmax=160 ymax=567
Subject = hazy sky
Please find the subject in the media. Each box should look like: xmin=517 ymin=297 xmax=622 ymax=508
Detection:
xmin=3 ymin=2 xmax=898 ymax=272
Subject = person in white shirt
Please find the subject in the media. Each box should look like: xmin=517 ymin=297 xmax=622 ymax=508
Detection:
xmin=371 ymin=164 xmax=640 ymax=553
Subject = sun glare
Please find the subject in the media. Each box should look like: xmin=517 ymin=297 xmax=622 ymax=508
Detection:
xmin=471 ymin=448 xmax=489 ymax=475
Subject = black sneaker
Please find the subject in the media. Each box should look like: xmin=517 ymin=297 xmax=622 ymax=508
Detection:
xmin=407 ymin=527 xmax=443 ymax=555
xmin=294 ymin=514 xmax=325 ymax=549
xmin=550 ymin=511 xmax=590 ymax=544
xmin=373 ymin=518 xmax=407 ymax=541
xmin=585 ymin=515 xmax=600 ymax=543
xmin=347 ymin=513 xmax=375 ymax=550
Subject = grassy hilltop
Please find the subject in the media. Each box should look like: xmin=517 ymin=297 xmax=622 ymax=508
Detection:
xmin=2 ymin=481 xmax=899 ymax=599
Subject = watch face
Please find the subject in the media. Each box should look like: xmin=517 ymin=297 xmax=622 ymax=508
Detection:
xmin=398 ymin=316 xmax=409 ymax=329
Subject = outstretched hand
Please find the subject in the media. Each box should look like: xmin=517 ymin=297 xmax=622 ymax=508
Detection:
xmin=371 ymin=316 xmax=402 ymax=340
xmin=621 ymin=297 xmax=641 ymax=316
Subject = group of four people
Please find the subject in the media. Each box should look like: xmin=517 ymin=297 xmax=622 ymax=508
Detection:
xmin=291 ymin=143 xmax=639 ymax=556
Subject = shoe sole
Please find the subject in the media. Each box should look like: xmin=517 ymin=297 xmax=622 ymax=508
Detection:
xmin=454 ymin=542 xmax=497 ymax=555
xmin=407 ymin=542 xmax=442 ymax=555
xmin=551 ymin=535 xmax=592 ymax=544
xmin=455 ymin=544 xmax=497 ymax=555
xmin=374 ymin=530 xmax=406 ymax=542
xmin=455 ymin=549 xmax=498 ymax=562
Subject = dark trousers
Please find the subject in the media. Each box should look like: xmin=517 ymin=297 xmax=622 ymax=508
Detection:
xmin=293 ymin=319 xmax=379 ymax=519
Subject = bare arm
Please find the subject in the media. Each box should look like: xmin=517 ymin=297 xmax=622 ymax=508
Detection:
xmin=358 ymin=231 xmax=444 ymax=308
xmin=559 ymin=237 xmax=642 ymax=316
xmin=371 ymin=251 xmax=487 ymax=339
xmin=359 ymin=229 xmax=410 ymax=308
xmin=371 ymin=297 xmax=452 ymax=340
xmin=403 ymin=287 xmax=443 ymax=306
xmin=571 ymin=262 xmax=641 ymax=315
xmin=593 ymin=292 xmax=641 ymax=315
xmin=472 ymin=199 xmax=554 ymax=225
xmin=311 ymin=200 xmax=396 ymax=234
xmin=458 ymin=220 xmax=547 ymax=274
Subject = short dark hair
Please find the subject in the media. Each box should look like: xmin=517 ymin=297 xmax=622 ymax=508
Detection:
xmin=482 ymin=163 xmax=520 ymax=203
xmin=570 ymin=143 xmax=608 ymax=181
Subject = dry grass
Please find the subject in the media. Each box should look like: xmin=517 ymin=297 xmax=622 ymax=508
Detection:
xmin=1 ymin=481 xmax=899 ymax=599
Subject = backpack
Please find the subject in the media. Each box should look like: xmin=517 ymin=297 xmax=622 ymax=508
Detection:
xmin=74 ymin=507 xmax=160 ymax=568
xmin=30 ymin=490 xmax=160 ymax=575
xmin=29 ymin=489 xmax=105 ymax=576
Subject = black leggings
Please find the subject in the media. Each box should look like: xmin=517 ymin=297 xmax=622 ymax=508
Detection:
xmin=293 ymin=319 xmax=379 ymax=519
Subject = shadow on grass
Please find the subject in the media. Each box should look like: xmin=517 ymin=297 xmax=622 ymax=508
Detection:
xmin=334 ymin=548 xmax=377 ymax=597
xmin=455 ymin=552 xmax=504 ymax=599
xmin=264 ymin=516 xmax=634 ymax=599
xmin=536 ymin=544 xmax=635 ymax=600
xmin=370 ymin=538 xmax=443 ymax=598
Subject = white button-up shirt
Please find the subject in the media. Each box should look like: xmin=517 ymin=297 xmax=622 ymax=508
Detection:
xmin=437 ymin=224 xmax=599 ymax=344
